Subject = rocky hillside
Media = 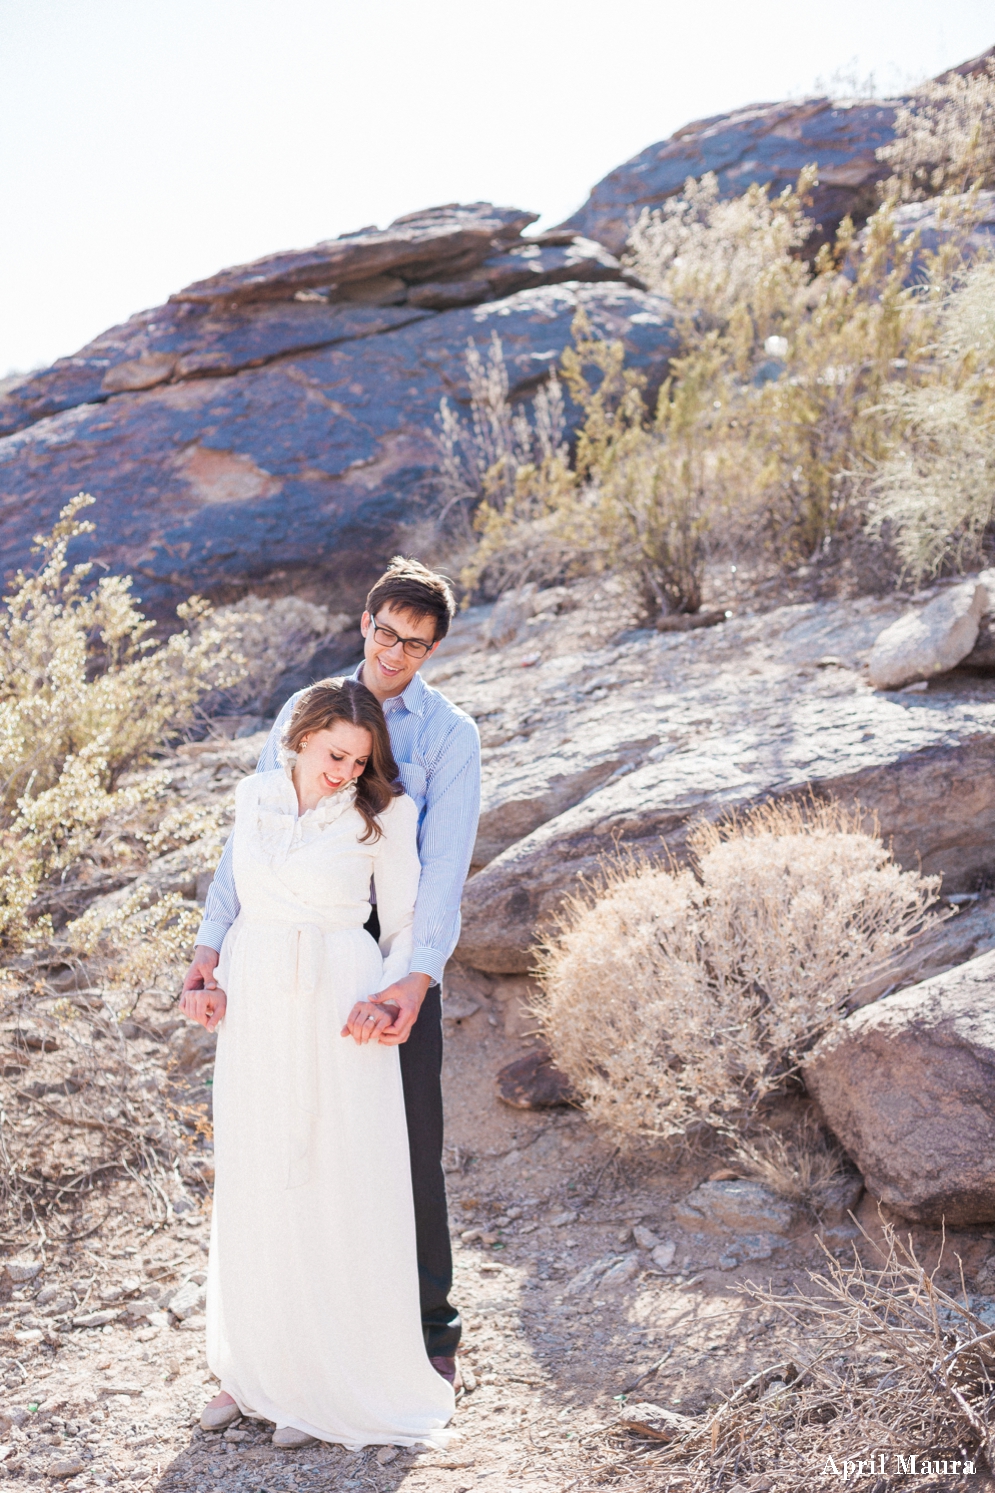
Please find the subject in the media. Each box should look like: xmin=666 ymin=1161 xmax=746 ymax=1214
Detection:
xmin=2 ymin=44 xmax=990 ymax=618
xmin=0 ymin=206 xmax=673 ymax=621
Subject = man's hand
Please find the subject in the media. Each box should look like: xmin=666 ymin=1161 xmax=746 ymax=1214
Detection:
xmin=365 ymin=972 xmax=432 ymax=1046
xmin=183 ymin=944 xmax=220 ymax=995
xmin=179 ymin=944 xmax=226 ymax=1031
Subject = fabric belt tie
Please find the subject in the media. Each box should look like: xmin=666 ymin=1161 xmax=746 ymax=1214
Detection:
xmin=287 ymin=923 xmax=323 ymax=1190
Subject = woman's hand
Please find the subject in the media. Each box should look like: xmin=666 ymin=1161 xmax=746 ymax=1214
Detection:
xmin=180 ymin=981 xmax=227 ymax=1031
xmin=341 ymin=1000 xmax=400 ymax=1045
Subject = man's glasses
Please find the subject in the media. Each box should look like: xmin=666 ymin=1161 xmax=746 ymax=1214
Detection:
xmin=370 ymin=616 xmax=435 ymax=659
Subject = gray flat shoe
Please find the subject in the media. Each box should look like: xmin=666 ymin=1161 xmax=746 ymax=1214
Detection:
xmin=200 ymin=1395 xmax=240 ymax=1432
xmin=272 ymin=1425 xmax=317 ymax=1448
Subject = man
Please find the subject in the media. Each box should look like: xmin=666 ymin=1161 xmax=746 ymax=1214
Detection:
xmin=182 ymin=557 xmax=481 ymax=1394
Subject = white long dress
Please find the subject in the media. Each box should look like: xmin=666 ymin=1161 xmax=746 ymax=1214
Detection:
xmin=206 ymin=766 xmax=454 ymax=1448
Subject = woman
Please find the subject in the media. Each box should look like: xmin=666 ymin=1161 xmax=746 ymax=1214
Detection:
xmin=180 ymin=677 xmax=454 ymax=1450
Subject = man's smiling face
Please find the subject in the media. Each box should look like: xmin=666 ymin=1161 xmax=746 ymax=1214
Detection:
xmin=360 ymin=602 xmax=440 ymax=699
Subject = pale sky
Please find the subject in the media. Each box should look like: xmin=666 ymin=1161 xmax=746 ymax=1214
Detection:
xmin=1 ymin=0 xmax=992 ymax=375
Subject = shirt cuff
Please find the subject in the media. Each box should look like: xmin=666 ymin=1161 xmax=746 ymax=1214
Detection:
xmin=195 ymin=919 xmax=230 ymax=953
xmin=408 ymin=945 xmax=446 ymax=986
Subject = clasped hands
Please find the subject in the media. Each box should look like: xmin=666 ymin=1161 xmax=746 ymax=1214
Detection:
xmin=180 ymin=946 xmax=431 ymax=1046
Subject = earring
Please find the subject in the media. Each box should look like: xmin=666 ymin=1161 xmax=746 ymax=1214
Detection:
xmin=299 ymin=737 xmax=308 ymax=750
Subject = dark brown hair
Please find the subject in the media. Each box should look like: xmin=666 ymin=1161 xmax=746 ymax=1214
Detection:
xmin=365 ymin=555 xmax=457 ymax=642
xmin=283 ymin=677 xmax=401 ymax=842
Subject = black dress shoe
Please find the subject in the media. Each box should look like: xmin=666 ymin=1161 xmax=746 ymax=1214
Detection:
xmin=430 ymin=1355 xmax=464 ymax=1399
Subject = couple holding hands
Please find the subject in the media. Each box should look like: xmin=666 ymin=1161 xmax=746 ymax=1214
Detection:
xmin=180 ymin=558 xmax=480 ymax=1450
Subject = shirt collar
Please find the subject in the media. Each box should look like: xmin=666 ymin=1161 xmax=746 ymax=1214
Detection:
xmin=351 ymin=662 xmax=427 ymax=717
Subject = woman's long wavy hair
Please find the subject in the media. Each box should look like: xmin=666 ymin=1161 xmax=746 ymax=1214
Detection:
xmin=282 ymin=677 xmax=402 ymax=842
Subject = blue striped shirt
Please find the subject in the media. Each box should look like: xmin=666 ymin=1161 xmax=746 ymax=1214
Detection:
xmin=195 ymin=666 xmax=481 ymax=985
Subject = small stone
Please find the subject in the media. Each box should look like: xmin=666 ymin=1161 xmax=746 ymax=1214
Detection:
xmin=169 ymin=1279 xmax=207 ymax=1321
xmin=718 ymin=1254 xmax=739 ymax=1271
xmin=633 ymin=1225 xmax=660 ymax=1250
xmin=493 ymin=1216 xmax=511 ymax=1228
xmin=495 ymin=1049 xmax=575 ymax=1110
xmin=673 ymin=1181 xmax=796 ymax=1236
xmin=868 ymin=579 xmax=988 ymax=690
xmin=376 ymin=1447 xmax=399 ymax=1465
xmin=550 ymin=1211 xmax=577 ymax=1228
xmin=47 ymin=1459 xmax=86 ymax=1479
xmin=650 ymin=1240 xmax=677 ymax=1271
xmin=6 ymin=1262 xmax=41 ymax=1284
xmin=71 ymin=1311 xmax=120 ymax=1329
xmin=615 ymin=1226 xmax=632 ymax=1245
xmin=601 ymin=1254 xmax=640 ymax=1286
xmin=178 ymin=1313 xmax=207 ymax=1331
xmin=442 ymin=996 xmax=480 ymax=1021
xmin=13 ymin=1329 xmax=43 ymax=1345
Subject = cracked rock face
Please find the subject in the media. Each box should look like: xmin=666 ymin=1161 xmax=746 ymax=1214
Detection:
xmin=419 ymin=583 xmax=995 ymax=973
xmin=0 ymin=204 xmax=675 ymax=621
xmin=804 ymin=948 xmax=995 ymax=1225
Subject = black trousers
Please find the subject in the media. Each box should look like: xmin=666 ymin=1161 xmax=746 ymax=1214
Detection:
xmin=365 ymin=909 xmax=461 ymax=1358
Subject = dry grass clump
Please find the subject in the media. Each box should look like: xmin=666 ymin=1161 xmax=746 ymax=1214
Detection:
xmin=868 ymin=256 xmax=995 ymax=584
xmin=733 ymin=1119 xmax=848 ymax=1213
xmin=533 ymin=799 xmax=940 ymax=1146
xmin=879 ymin=58 xmax=995 ymax=199
xmin=603 ymin=1221 xmax=995 ymax=1491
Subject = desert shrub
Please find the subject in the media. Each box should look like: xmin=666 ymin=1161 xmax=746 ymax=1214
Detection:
xmin=434 ymin=331 xmax=568 ymax=521
xmin=461 ymin=318 xmax=726 ymax=613
xmin=617 ymin=1221 xmax=995 ymax=1490
xmin=449 ymin=130 xmax=994 ymax=601
xmin=867 ymin=258 xmax=995 ymax=582
xmin=733 ymin=1116 xmax=848 ymax=1212
xmin=200 ymin=594 xmax=350 ymax=715
xmin=625 ymin=166 xmax=816 ymax=356
xmin=879 ymin=58 xmax=995 ymax=198
xmin=533 ymin=800 xmax=940 ymax=1146
xmin=0 ymin=492 xmax=248 ymax=950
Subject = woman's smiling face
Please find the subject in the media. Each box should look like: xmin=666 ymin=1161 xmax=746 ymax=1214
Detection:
xmin=293 ymin=721 xmax=373 ymax=808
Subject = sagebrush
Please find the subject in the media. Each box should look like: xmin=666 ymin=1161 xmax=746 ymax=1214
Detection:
xmin=533 ymin=800 xmax=940 ymax=1146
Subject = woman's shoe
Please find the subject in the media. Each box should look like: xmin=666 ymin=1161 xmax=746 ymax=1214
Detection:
xmin=200 ymin=1392 xmax=240 ymax=1432
xmin=272 ymin=1426 xmax=317 ymax=1448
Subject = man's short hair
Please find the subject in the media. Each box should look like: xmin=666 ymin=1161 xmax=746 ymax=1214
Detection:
xmin=365 ymin=556 xmax=457 ymax=642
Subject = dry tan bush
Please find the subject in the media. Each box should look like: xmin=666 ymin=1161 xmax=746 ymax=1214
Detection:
xmin=615 ymin=1220 xmax=995 ymax=1489
xmin=868 ymin=257 xmax=995 ymax=583
xmin=879 ymin=59 xmax=995 ymax=198
xmin=534 ymin=800 xmax=940 ymax=1145
xmin=0 ymin=985 xmax=200 ymax=1237
xmin=0 ymin=493 xmax=248 ymax=951
xmin=202 ymin=594 xmax=349 ymax=714
xmin=624 ymin=166 xmax=816 ymax=356
xmin=434 ymin=331 xmax=568 ymax=521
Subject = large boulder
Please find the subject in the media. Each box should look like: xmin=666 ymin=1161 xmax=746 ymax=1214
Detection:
xmin=430 ymin=588 xmax=995 ymax=972
xmin=561 ymin=47 xmax=995 ymax=258
xmin=0 ymin=205 xmax=674 ymax=620
xmin=804 ymin=949 xmax=995 ymax=1225
xmin=868 ymin=579 xmax=991 ymax=690
xmin=560 ymin=96 xmax=900 ymax=256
